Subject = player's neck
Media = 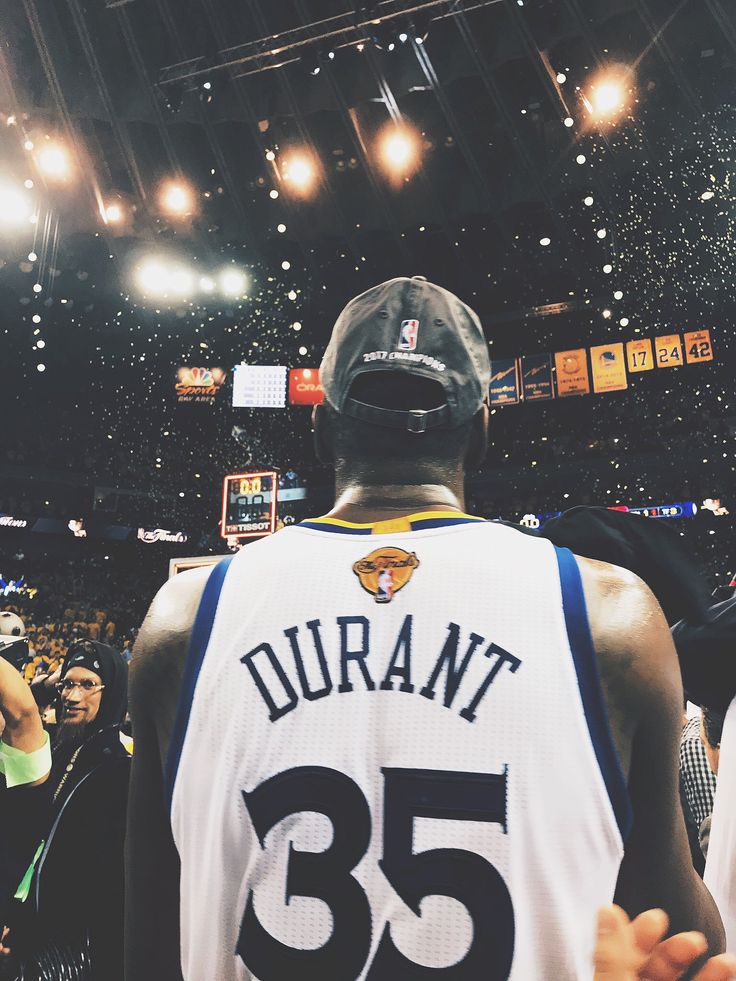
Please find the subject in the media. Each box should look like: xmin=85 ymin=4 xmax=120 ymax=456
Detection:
xmin=328 ymin=479 xmax=467 ymax=523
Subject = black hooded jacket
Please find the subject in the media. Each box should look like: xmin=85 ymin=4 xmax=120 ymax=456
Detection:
xmin=6 ymin=641 xmax=131 ymax=981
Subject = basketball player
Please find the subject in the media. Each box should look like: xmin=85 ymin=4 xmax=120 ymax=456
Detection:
xmin=125 ymin=277 xmax=724 ymax=980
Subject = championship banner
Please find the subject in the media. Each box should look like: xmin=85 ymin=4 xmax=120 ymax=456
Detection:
xmin=521 ymin=353 xmax=554 ymax=402
xmin=175 ymin=367 xmax=226 ymax=404
xmin=625 ymin=338 xmax=654 ymax=373
xmin=655 ymin=334 xmax=683 ymax=368
xmin=288 ymin=368 xmax=324 ymax=405
xmin=489 ymin=359 xmax=520 ymax=405
xmin=590 ymin=343 xmax=627 ymax=393
xmin=554 ymin=349 xmax=590 ymax=397
xmin=684 ymin=330 xmax=714 ymax=364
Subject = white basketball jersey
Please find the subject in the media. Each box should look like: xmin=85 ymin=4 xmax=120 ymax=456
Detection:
xmin=168 ymin=512 xmax=631 ymax=981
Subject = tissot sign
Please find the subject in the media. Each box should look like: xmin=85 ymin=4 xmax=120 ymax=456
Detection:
xmin=288 ymin=368 xmax=324 ymax=405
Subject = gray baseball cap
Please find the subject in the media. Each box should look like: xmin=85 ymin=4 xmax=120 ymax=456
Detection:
xmin=320 ymin=276 xmax=490 ymax=433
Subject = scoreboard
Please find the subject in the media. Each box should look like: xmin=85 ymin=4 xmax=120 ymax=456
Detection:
xmin=221 ymin=470 xmax=278 ymax=541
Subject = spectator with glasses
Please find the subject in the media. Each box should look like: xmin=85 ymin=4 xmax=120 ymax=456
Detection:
xmin=0 ymin=639 xmax=130 ymax=981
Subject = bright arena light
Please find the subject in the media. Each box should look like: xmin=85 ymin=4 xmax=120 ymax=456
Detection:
xmin=592 ymin=81 xmax=624 ymax=115
xmin=135 ymin=259 xmax=196 ymax=300
xmin=220 ymin=268 xmax=247 ymax=297
xmin=584 ymin=68 xmax=633 ymax=122
xmin=136 ymin=260 xmax=169 ymax=296
xmin=37 ymin=143 xmax=71 ymax=180
xmin=378 ymin=125 xmax=421 ymax=178
xmin=282 ymin=154 xmax=316 ymax=194
xmin=104 ymin=203 xmax=123 ymax=224
xmin=199 ymin=275 xmax=215 ymax=292
xmin=0 ymin=183 xmax=33 ymax=226
xmin=160 ymin=181 xmax=195 ymax=216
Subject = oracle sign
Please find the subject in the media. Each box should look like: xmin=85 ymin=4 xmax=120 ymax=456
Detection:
xmin=288 ymin=368 xmax=324 ymax=405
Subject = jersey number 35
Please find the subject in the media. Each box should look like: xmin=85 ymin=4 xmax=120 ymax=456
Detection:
xmin=237 ymin=765 xmax=515 ymax=980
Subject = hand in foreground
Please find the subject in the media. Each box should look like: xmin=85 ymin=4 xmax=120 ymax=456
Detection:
xmin=0 ymin=926 xmax=11 ymax=957
xmin=594 ymin=905 xmax=736 ymax=981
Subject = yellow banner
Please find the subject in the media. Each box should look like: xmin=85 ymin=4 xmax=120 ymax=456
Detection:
xmin=684 ymin=330 xmax=714 ymax=364
xmin=625 ymin=338 xmax=654 ymax=373
xmin=590 ymin=343 xmax=627 ymax=393
xmin=655 ymin=334 xmax=683 ymax=368
xmin=554 ymin=349 xmax=590 ymax=396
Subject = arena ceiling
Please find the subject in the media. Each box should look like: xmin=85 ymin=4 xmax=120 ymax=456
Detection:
xmin=1 ymin=0 xmax=734 ymax=294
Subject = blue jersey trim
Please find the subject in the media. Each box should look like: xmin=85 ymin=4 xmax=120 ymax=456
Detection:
xmin=298 ymin=521 xmax=373 ymax=535
xmin=554 ymin=546 xmax=633 ymax=841
xmin=165 ymin=556 xmax=233 ymax=812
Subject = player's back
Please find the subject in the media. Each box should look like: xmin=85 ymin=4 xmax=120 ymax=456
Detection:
xmin=168 ymin=512 xmax=631 ymax=980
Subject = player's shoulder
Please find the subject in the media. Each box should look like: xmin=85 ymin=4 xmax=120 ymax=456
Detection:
xmin=129 ymin=565 xmax=213 ymax=703
xmin=577 ymin=554 xmax=679 ymax=702
xmin=577 ymin=554 xmax=661 ymax=621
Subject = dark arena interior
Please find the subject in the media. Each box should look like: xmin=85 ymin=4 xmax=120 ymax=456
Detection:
xmin=2 ymin=0 xmax=736 ymax=978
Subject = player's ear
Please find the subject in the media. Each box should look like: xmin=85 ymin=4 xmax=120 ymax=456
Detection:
xmin=465 ymin=402 xmax=489 ymax=469
xmin=312 ymin=403 xmax=334 ymax=465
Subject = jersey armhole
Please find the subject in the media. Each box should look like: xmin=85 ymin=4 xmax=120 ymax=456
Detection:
xmin=164 ymin=555 xmax=233 ymax=812
xmin=554 ymin=546 xmax=633 ymax=841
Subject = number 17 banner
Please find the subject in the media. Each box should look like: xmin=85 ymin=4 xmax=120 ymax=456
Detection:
xmin=625 ymin=338 xmax=654 ymax=373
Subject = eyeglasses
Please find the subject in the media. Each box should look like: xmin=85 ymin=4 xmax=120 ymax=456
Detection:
xmin=56 ymin=679 xmax=105 ymax=694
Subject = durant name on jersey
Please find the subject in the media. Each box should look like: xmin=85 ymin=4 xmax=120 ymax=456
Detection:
xmin=241 ymin=613 xmax=522 ymax=725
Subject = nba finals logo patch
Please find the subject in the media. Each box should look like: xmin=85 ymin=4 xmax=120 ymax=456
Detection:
xmin=352 ymin=547 xmax=420 ymax=603
xmin=398 ymin=319 xmax=419 ymax=351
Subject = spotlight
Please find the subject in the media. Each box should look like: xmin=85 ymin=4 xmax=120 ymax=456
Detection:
xmin=584 ymin=195 xmax=594 ymax=206
xmin=556 ymin=72 xmax=567 ymax=84
xmin=602 ymin=309 xmax=612 ymax=319
xmin=576 ymin=154 xmax=586 ymax=164
xmin=0 ymin=183 xmax=33 ymax=226
xmin=584 ymin=68 xmax=633 ymax=121
xmin=136 ymin=260 xmax=169 ymax=297
xmin=37 ymin=143 xmax=71 ymax=180
xmin=282 ymin=153 xmax=317 ymax=195
xmin=135 ymin=259 xmax=195 ymax=300
xmin=299 ymin=346 xmax=308 ymax=355
xmin=277 ymin=223 xmax=287 ymax=233
xmin=563 ymin=117 xmax=574 ymax=127
xmin=539 ymin=237 xmax=551 ymax=246
xmin=199 ymin=275 xmax=216 ymax=292
xmin=160 ymin=181 xmax=195 ymax=216
xmin=378 ymin=124 xmax=420 ymax=178
xmin=220 ymin=268 xmax=247 ymax=297
xmin=103 ymin=203 xmax=123 ymax=224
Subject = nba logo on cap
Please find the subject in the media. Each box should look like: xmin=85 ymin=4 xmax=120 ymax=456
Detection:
xmin=398 ymin=319 xmax=419 ymax=351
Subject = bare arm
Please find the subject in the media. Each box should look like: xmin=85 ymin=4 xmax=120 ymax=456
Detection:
xmin=124 ymin=567 xmax=210 ymax=981
xmin=582 ymin=561 xmax=725 ymax=955
xmin=0 ymin=656 xmax=46 ymax=756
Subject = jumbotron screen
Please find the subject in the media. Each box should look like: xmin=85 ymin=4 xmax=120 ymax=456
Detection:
xmin=221 ymin=471 xmax=278 ymax=541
